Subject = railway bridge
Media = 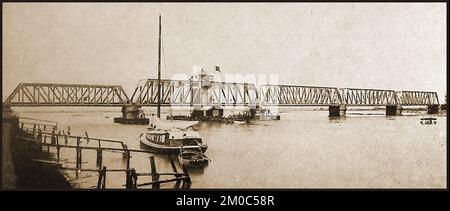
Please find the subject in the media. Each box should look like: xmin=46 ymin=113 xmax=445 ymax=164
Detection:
xmin=3 ymin=80 xmax=442 ymax=117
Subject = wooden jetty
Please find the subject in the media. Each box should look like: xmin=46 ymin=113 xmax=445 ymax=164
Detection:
xmin=15 ymin=118 xmax=191 ymax=190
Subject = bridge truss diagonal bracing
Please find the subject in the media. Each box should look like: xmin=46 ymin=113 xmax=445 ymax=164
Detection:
xmin=259 ymin=85 xmax=343 ymax=106
xmin=339 ymin=88 xmax=398 ymax=106
xmin=396 ymin=91 xmax=440 ymax=106
xmin=4 ymin=83 xmax=129 ymax=106
xmin=4 ymin=80 xmax=442 ymax=109
xmin=130 ymin=79 xmax=259 ymax=107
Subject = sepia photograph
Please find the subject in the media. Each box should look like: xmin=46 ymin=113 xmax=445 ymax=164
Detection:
xmin=1 ymin=1 xmax=447 ymax=201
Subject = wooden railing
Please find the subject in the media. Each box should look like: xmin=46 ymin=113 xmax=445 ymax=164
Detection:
xmin=16 ymin=119 xmax=191 ymax=190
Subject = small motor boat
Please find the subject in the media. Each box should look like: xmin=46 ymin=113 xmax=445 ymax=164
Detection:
xmin=420 ymin=117 xmax=437 ymax=125
xmin=178 ymin=147 xmax=209 ymax=169
xmin=139 ymin=126 xmax=207 ymax=154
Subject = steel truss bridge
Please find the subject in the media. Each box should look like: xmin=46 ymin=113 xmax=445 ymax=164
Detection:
xmin=4 ymin=80 xmax=440 ymax=109
xmin=4 ymin=83 xmax=129 ymax=107
xmin=129 ymin=79 xmax=258 ymax=107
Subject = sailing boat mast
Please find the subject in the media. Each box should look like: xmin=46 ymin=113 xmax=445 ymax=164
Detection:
xmin=157 ymin=15 xmax=162 ymax=118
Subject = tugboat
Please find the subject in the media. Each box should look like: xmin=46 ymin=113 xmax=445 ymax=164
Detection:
xmin=139 ymin=126 xmax=208 ymax=154
xmin=178 ymin=147 xmax=210 ymax=168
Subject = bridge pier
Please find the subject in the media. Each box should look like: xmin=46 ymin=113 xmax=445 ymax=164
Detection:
xmin=328 ymin=105 xmax=346 ymax=117
xmin=386 ymin=105 xmax=402 ymax=116
xmin=427 ymin=105 xmax=439 ymax=114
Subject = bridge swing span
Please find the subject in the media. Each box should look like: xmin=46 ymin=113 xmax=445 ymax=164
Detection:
xmin=4 ymin=81 xmax=442 ymax=117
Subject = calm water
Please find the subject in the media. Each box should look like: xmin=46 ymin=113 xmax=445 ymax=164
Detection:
xmin=14 ymin=107 xmax=446 ymax=188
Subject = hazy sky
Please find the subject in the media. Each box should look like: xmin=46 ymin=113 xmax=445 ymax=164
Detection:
xmin=2 ymin=3 xmax=447 ymax=101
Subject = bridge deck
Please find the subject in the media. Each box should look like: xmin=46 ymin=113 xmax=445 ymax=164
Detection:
xmin=4 ymin=81 xmax=440 ymax=107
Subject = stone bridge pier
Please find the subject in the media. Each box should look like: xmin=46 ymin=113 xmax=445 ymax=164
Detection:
xmin=328 ymin=105 xmax=347 ymax=117
xmin=386 ymin=105 xmax=402 ymax=116
xmin=427 ymin=105 xmax=439 ymax=114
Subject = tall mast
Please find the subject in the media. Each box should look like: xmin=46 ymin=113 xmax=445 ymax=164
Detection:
xmin=157 ymin=15 xmax=162 ymax=118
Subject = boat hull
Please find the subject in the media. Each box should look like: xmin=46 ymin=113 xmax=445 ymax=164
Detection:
xmin=114 ymin=117 xmax=149 ymax=125
xmin=140 ymin=138 xmax=207 ymax=154
xmin=179 ymin=158 xmax=209 ymax=169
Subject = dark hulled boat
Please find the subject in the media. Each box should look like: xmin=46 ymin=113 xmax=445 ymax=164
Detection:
xmin=139 ymin=128 xmax=207 ymax=154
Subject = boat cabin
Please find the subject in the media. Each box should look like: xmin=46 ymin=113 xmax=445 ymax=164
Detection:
xmin=144 ymin=129 xmax=203 ymax=147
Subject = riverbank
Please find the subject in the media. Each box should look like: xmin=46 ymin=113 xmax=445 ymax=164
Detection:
xmin=2 ymin=106 xmax=72 ymax=190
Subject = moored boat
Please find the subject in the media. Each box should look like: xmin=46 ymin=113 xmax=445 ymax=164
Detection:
xmin=139 ymin=127 xmax=207 ymax=154
xmin=178 ymin=148 xmax=209 ymax=168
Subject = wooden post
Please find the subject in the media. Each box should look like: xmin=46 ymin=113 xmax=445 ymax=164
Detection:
xmin=97 ymin=168 xmax=103 ymax=189
xmin=125 ymin=169 xmax=132 ymax=190
xmin=56 ymin=131 xmax=60 ymax=162
xmin=51 ymin=128 xmax=56 ymax=145
xmin=169 ymin=155 xmax=181 ymax=189
xmin=149 ymin=156 xmax=160 ymax=189
xmin=131 ymin=168 xmax=137 ymax=190
xmin=96 ymin=138 xmax=102 ymax=169
xmin=32 ymin=124 xmax=36 ymax=138
xmin=96 ymin=149 xmax=103 ymax=169
xmin=97 ymin=167 xmax=106 ymax=190
xmin=125 ymin=168 xmax=138 ymax=190
xmin=181 ymin=166 xmax=191 ymax=189
xmin=76 ymin=137 xmax=81 ymax=178
xmin=122 ymin=144 xmax=128 ymax=160
xmin=46 ymin=136 xmax=50 ymax=153
xmin=102 ymin=167 xmax=106 ymax=189
xmin=85 ymin=131 xmax=89 ymax=144
xmin=37 ymin=130 xmax=42 ymax=144
xmin=126 ymin=150 xmax=131 ymax=170
xmin=63 ymin=130 xmax=68 ymax=145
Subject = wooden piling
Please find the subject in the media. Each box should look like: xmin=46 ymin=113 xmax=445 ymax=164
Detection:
xmin=33 ymin=124 xmax=36 ymax=138
xmin=97 ymin=167 xmax=106 ymax=190
xmin=122 ymin=144 xmax=129 ymax=160
xmin=51 ymin=128 xmax=56 ymax=145
xmin=126 ymin=150 xmax=131 ymax=170
xmin=46 ymin=136 xmax=50 ymax=153
xmin=96 ymin=149 xmax=103 ymax=169
xmin=169 ymin=155 xmax=181 ymax=189
xmin=56 ymin=131 xmax=60 ymax=162
xmin=149 ymin=156 xmax=160 ymax=189
xmin=131 ymin=168 xmax=137 ymax=190
xmin=85 ymin=131 xmax=89 ymax=144
xmin=125 ymin=168 xmax=138 ymax=190
xmin=76 ymin=137 xmax=81 ymax=178
xmin=125 ymin=169 xmax=131 ymax=190
xmin=181 ymin=166 xmax=191 ymax=189
xmin=37 ymin=129 xmax=42 ymax=144
xmin=63 ymin=130 xmax=68 ymax=145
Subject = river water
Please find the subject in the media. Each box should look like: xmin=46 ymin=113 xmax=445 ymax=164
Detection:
xmin=13 ymin=107 xmax=446 ymax=188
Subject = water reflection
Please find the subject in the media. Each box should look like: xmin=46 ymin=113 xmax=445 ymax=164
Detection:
xmin=328 ymin=116 xmax=346 ymax=123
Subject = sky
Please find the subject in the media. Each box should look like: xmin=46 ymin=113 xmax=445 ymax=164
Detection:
xmin=2 ymin=3 xmax=447 ymax=102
